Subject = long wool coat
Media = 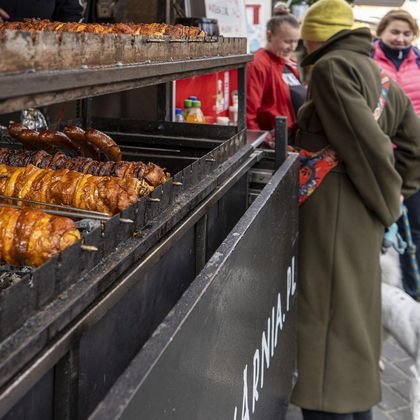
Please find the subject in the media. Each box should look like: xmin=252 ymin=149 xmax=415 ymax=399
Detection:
xmin=291 ymin=28 xmax=420 ymax=413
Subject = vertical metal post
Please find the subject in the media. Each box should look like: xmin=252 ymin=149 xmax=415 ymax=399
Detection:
xmin=79 ymin=98 xmax=92 ymax=129
xmin=157 ymin=0 xmax=171 ymax=123
xmin=157 ymin=0 xmax=171 ymax=22
xmin=54 ymin=347 xmax=80 ymax=420
xmin=274 ymin=116 xmax=288 ymax=169
xmin=237 ymin=66 xmax=246 ymax=131
xmin=184 ymin=0 xmax=192 ymax=17
xmin=195 ymin=215 xmax=208 ymax=275
xmin=157 ymin=83 xmax=173 ymax=121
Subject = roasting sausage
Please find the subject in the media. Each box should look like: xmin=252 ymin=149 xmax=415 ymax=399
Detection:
xmin=8 ymin=123 xmax=59 ymax=154
xmin=84 ymin=128 xmax=122 ymax=162
xmin=8 ymin=122 xmax=48 ymax=151
xmin=63 ymin=125 xmax=101 ymax=160
xmin=39 ymin=130 xmax=81 ymax=157
xmin=8 ymin=123 xmax=37 ymax=150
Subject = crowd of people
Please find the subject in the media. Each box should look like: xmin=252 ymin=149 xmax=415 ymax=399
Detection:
xmin=245 ymin=0 xmax=420 ymax=419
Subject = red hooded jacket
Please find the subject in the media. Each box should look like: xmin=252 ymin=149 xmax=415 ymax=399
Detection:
xmin=246 ymin=48 xmax=299 ymax=132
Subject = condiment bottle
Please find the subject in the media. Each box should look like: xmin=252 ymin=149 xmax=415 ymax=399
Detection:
xmin=183 ymin=99 xmax=192 ymax=119
xmin=186 ymin=100 xmax=206 ymax=124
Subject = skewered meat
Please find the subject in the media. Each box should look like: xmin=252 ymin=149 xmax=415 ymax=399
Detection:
xmin=84 ymin=128 xmax=122 ymax=162
xmin=63 ymin=126 xmax=121 ymax=162
xmin=0 ymin=164 xmax=150 ymax=215
xmin=8 ymin=123 xmax=79 ymax=156
xmin=63 ymin=125 xmax=100 ymax=160
xmin=8 ymin=122 xmax=54 ymax=153
xmin=8 ymin=123 xmax=121 ymax=162
xmin=0 ymin=206 xmax=80 ymax=267
xmin=38 ymin=130 xmax=81 ymax=156
xmin=0 ymin=19 xmax=206 ymax=38
xmin=0 ymin=148 xmax=168 ymax=188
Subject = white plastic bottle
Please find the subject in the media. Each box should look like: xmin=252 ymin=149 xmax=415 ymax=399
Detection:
xmin=175 ymin=107 xmax=185 ymax=122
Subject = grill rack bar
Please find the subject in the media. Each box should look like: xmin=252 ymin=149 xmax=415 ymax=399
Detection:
xmin=0 ymin=195 xmax=135 ymax=223
xmin=0 ymin=201 xmax=111 ymax=222
xmin=0 ymin=194 xmax=110 ymax=217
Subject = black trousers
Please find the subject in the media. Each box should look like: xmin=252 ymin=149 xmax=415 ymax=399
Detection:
xmin=398 ymin=190 xmax=420 ymax=299
xmin=301 ymin=408 xmax=373 ymax=420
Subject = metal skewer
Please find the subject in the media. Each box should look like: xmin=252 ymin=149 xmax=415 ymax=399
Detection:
xmin=0 ymin=195 xmax=134 ymax=223
xmin=80 ymin=244 xmax=99 ymax=252
xmin=0 ymin=203 xmax=110 ymax=221
xmin=0 ymin=194 xmax=109 ymax=216
xmin=119 ymin=218 xmax=134 ymax=224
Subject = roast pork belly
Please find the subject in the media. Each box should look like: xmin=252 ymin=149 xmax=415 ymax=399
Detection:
xmin=0 ymin=206 xmax=80 ymax=267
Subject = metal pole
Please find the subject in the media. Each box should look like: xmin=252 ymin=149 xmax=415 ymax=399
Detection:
xmin=54 ymin=347 xmax=80 ymax=420
xmin=274 ymin=116 xmax=288 ymax=169
xmin=237 ymin=66 xmax=246 ymax=131
xmin=79 ymin=97 xmax=92 ymax=129
xmin=195 ymin=215 xmax=208 ymax=275
xmin=184 ymin=0 xmax=191 ymax=17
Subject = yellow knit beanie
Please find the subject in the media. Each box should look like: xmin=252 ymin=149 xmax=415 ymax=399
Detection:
xmin=300 ymin=0 xmax=354 ymax=42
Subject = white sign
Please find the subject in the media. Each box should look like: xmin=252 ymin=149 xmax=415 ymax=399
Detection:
xmin=245 ymin=1 xmax=267 ymax=53
xmin=205 ymin=0 xmax=247 ymax=37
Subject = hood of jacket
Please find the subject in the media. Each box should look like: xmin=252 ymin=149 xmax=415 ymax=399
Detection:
xmin=301 ymin=28 xmax=373 ymax=67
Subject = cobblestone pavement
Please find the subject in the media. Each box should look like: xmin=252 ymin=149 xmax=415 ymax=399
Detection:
xmin=286 ymin=337 xmax=414 ymax=420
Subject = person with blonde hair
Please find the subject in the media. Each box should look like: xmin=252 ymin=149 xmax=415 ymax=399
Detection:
xmin=372 ymin=9 xmax=420 ymax=301
xmin=246 ymin=10 xmax=306 ymax=146
xmin=290 ymin=0 xmax=420 ymax=418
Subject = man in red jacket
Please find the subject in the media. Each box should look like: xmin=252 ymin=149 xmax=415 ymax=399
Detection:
xmin=246 ymin=12 xmax=306 ymax=146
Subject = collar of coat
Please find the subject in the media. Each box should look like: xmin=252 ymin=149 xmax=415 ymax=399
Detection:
xmin=301 ymin=28 xmax=373 ymax=68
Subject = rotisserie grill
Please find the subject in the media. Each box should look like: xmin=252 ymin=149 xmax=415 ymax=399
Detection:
xmin=0 ymin=16 xmax=298 ymax=420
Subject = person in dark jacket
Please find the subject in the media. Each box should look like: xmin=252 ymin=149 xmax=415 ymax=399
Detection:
xmin=0 ymin=0 xmax=83 ymax=22
xmin=290 ymin=0 xmax=420 ymax=418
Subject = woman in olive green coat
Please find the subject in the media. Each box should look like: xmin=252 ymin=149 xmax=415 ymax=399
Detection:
xmin=290 ymin=0 xmax=420 ymax=418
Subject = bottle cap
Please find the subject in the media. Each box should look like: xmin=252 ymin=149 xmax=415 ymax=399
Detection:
xmin=175 ymin=107 xmax=183 ymax=114
xmin=192 ymin=100 xmax=201 ymax=107
xmin=189 ymin=96 xmax=198 ymax=101
xmin=184 ymin=99 xmax=192 ymax=107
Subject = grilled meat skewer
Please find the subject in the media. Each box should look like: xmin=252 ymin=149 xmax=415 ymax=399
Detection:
xmin=0 ymin=148 xmax=168 ymax=188
xmin=8 ymin=123 xmax=120 ymax=161
xmin=0 ymin=164 xmax=149 ymax=215
xmin=0 ymin=206 xmax=80 ymax=267
xmin=0 ymin=19 xmax=206 ymax=38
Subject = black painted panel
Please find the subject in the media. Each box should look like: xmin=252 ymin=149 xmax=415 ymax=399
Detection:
xmin=89 ymin=157 xmax=299 ymax=420
xmin=2 ymin=370 xmax=54 ymax=420
xmin=78 ymin=228 xmax=196 ymax=419
xmin=206 ymin=175 xmax=248 ymax=260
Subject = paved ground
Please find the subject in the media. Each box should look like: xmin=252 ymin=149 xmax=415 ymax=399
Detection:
xmin=286 ymin=337 xmax=414 ymax=420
